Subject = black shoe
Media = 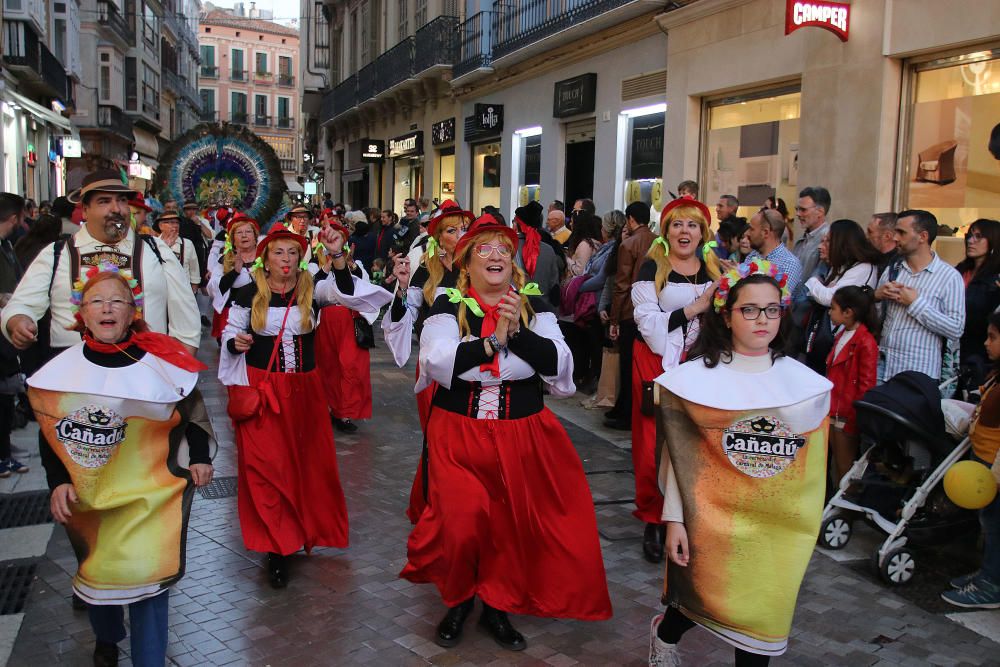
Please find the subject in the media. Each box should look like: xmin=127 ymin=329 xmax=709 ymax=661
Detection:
xmin=642 ymin=523 xmax=664 ymax=564
xmin=266 ymin=553 xmax=288 ymax=589
xmin=200 ymin=315 xmax=211 ymax=328
xmin=435 ymin=598 xmax=474 ymax=648
xmin=603 ymin=418 xmax=631 ymax=431
xmin=332 ymin=417 xmax=358 ymax=433
xmin=93 ymin=641 xmax=119 ymax=667
xmin=604 ymin=409 xmax=621 ymax=420
xmin=72 ymin=593 xmax=88 ymax=611
xmin=479 ymin=604 xmax=526 ymax=651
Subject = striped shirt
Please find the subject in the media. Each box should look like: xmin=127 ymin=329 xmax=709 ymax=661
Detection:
xmin=746 ymin=244 xmax=804 ymax=296
xmin=877 ymin=253 xmax=965 ymax=381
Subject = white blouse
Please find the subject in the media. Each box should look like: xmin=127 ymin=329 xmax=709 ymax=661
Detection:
xmin=805 ymin=262 xmax=878 ymax=306
xmin=632 ymin=278 xmax=713 ymax=372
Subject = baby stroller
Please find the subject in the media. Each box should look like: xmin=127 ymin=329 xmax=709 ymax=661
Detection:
xmin=818 ymin=371 xmax=977 ymax=585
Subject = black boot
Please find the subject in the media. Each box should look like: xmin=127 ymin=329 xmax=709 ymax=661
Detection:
xmin=479 ymin=603 xmax=526 ymax=651
xmin=332 ymin=417 xmax=358 ymax=433
xmin=642 ymin=523 xmax=664 ymax=564
xmin=266 ymin=552 xmax=288 ymax=589
xmin=435 ymin=597 xmax=474 ymax=648
xmin=93 ymin=641 xmax=119 ymax=667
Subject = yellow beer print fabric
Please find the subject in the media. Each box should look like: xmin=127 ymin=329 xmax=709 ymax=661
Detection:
xmin=658 ymin=391 xmax=828 ymax=654
xmin=30 ymin=387 xmax=188 ymax=601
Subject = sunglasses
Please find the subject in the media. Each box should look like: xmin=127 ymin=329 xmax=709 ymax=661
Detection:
xmin=475 ymin=243 xmax=512 ymax=259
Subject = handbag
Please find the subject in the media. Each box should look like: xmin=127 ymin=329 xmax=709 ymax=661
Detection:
xmin=640 ymin=380 xmax=655 ymax=417
xmin=354 ymin=315 xmax=376 ymax=349
xmin=227 ymin=299 xmax=294 ymax=422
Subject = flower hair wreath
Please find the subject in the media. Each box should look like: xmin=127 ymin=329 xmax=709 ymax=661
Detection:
xmin=70 ymin=262 xmax=145 ymax=323
xmin=713 ymin=259 xmax=791 ymax=313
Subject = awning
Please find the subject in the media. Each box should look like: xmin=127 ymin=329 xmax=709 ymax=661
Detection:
xmin=284 ymin=177 xmax=303 ymax=193
xmin=6 ymin=89 xmax=71 ymax=132
xmin=131 ymin=127 xmax=160 ymax=165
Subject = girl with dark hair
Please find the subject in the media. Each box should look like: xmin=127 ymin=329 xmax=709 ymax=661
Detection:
xmin=650 ymin=261 xmax=831 ymax=666
xmin=940 ymin=311 xmax=1000 ymax=609
xmin=565 ymin=214 xmax=602 ymax=276
xmin=765 ymin=196 xmax=793 ymax=246
xmin=825 ymin=285 xmax=879 ymax=484
xmin=956 ymin=219 xmax=1000 ymax=391
xmin=803 ymin=219 xmax=880 ymax=373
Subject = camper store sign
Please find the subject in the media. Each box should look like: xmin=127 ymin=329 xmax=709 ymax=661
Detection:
xmin=785 ymin=0 xmax=850 ymax=42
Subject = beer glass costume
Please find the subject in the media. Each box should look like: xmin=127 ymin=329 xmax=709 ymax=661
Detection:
xmin=29 ymin=331 xmax=213 ymax=604
xmin=655 ymin=348 xmax=831 ymax=655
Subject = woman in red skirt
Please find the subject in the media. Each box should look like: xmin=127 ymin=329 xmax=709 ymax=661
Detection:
xmin=630 ymin=196 xmax=719 ymax=563
xmin=219 ymin=227 xmax=391 ymax=588
xmin=400 ymin=214 xmax=612 ymax=651
xmin=382 ymin=200 xmax=474 ymax=522
xmin=207 ymin=213 xmax=258 ymax=340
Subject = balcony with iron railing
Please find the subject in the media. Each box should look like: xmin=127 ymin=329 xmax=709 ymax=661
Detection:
xmin=254 ymin=71 xmax=273 ymax=85
xmin=200 ymin=109 xmax=219 ymax=122
xmin=231 ymin=112 xmax=248 ymax=125
xmin=3 ymin=26 xmax=71 ymax=101
xmin=454 ymin=12 xmax=493 ymax=79
xmin=356 ymin=62 xmax=376 ymax=103
xmin=276 ymin=116 xmax=294 ymax=129
xmin=414 ymin=16 xmax=460 ymax=74
xmin=97 ymin=105 xmax=133 ymax=141
xmin=201 ymin=65 xmax=219 ymax=78
xmin=278 ymin=73 xmax=295 ymax=87
xmin=376 ymin=36 xmax=414 ymax=96
xmin=253 ymin=114 xmax=271 ymax=127
xmin=231 ymin=69 xmax=248 ymax=82
xmin=97 ymin=0 xmax=134 ymax=46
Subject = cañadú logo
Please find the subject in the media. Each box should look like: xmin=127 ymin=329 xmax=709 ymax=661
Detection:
xmin=721 ymin=415 xmax=804 ymax=478
xmin=55 ymin=405 xmax=127 ymax=468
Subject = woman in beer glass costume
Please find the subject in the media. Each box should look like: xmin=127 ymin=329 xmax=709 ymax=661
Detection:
xmin=29 ymin=264 xmax=215 ymax=667
xmin=400 ymin=214 xmax=611 ymax=652
xmin=648 ymin=260 xmax=831 ymax=666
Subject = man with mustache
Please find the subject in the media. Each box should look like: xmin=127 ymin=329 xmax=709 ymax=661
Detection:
xmin=2 ymin=169 xmax=200 ymax=357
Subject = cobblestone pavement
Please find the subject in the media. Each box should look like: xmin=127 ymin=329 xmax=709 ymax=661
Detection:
xmin=3 ymin=331 xmax=1000 ymax=666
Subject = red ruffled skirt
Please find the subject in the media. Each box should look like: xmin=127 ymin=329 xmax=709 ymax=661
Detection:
xmin=315 ymin=305 xmax=372 ymax=420
xmin=211 ymin=307 xmax=229 ymax=339
xmin=406 ymin=365 xmax=436 ymax=524
xmin=232 ymin=367 xmax=349 ymax=555
xmin=400 ymin=408 xmax=612 ymax=620
xmin=631 ymin=340 xmax=664 ymax=524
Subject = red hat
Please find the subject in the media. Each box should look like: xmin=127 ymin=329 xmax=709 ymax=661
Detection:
xmin=428 ymin=199 xmax=474 ymax=238
xmin=454 ymin=213 xmax=518 ymax=259
xmin=255 ymin=227 xmax=308 ymax=260
xmin=128 ymin=195 xmax=152 ymax=213
xmin=215 ymin=207 xmax=234 ymax=225
xmin=227 ymin=213 xmax=259 ymax=236
xmin=659 ymin=195 xmax=712 ymax=231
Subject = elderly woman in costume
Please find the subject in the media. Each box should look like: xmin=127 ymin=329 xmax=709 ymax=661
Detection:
xmin=630 ymin=196 xmax=720 ymax=564
xmin=649 ymin=260 xmax=831 ymax=666
xmin=207 ymin=213 xmax=259 ymax=341
xmin=219 ymin=226 xmax=391 ymax=588
xmin=29 ymin=265 xmax=215 ymax=667
xmin=312 ymin=221 xmax=381 ymax=433
xmin=382 ymin=199 xmax=474 ymax=521
xmin=400 ymin=214 xmax=612 ymax=652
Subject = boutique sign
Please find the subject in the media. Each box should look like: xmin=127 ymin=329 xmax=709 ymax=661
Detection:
xmin=359 ymin=139 xmax=385 ymax=163
xmin=784 ymin=0 xmax=850 ymax=42
xmin=388 ymin=131 xmax=423 ymax=158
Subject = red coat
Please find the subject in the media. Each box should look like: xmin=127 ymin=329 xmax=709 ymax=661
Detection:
xmin=825 ymin=324 xmax=878 ymax=434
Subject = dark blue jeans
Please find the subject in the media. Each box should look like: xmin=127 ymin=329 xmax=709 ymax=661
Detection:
xmin=88 ymin=590 xmax=169 ymax=666
xmin=973 ymin=454 xmax=1000 ymax=585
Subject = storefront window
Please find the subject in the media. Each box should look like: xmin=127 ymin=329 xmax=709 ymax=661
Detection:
xmin=436 ymin=147 xmax=455 ymax=202
xmin=515 ymin=130 xmax=541 ymax=207
xmin=472 ymin=141 xmax=501 ymax=213
xmin=393 ymin=157 xmax=423 ymax=212
xmin=903 ymin=49 xmax=1000 ymax=230
xmin=703 ymin=90 xmax=801 ymax=222
xmin=624 ymin=109 xmax=664 ymax=213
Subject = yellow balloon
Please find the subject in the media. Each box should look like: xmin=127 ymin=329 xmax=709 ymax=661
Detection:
xmin=943 ymin=460 xmax=998 ymax=510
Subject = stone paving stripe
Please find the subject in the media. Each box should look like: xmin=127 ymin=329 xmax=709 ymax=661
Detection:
xmin=0 ymin=525 xmax=52 ymax=562
xmin=0 ymin=612 xmax=22 ymax=666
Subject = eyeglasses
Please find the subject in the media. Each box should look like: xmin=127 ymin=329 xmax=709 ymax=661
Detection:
xmin=735 ymin=305 xmax=783 ymax=320
xmin=83 ymin=297 xmax=133 ymax=311
xmin=475 ymin=243 xmax=512 ymax=259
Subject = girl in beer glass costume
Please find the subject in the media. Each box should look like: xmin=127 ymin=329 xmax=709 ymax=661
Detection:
xmin=29 ymin=265 xmax=215 ymax=666
xmin=649 ymin=260 xmax=832 ymax=666
xmin=400 ymin=214 xmax=611 ymax=652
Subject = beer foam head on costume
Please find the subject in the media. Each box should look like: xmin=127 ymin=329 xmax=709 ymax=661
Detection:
xmin=646 ymin=196 xmax=721 ymax=291
xmin=422 ymin=199 xmax=475 ymax=304
xmin=249 ymin=228 xmax=314 ymax=333
xmin=70 ymin=263 xmax=146 ymax=338
xmin=450 ymin=213 xmax=537 ymax=337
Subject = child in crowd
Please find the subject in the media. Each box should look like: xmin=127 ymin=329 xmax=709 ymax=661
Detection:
xmin=942 ymin=311 xmax=1000 ymax=609
xmin=825 ymin=285 xmax=879 ymax=485
xmin=370 ymin=257 xmax=387 ymax=287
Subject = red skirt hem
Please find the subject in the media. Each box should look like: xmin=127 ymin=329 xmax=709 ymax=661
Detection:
xmin=631 ymin=340 xmax=665 ymax=524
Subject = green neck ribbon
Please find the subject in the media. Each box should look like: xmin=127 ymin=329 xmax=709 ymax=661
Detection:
xmin=445 ymin=287 xmax=484 ymax=317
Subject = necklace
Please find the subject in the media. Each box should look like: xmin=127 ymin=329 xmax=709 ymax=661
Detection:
xmin=112 ymin=342 xmax=187 ymax=398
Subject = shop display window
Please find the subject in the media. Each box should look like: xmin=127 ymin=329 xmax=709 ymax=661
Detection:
xmin=703 ymin=90 xmax=801 ymax=221
xmin=472 ymin=142 xmax=501 ymax=212
xmin=902 ymin=49 xmax=1000 ymax=230
xmin=518 ymin=133 xmax=541 ymax=206
xmin=624 ymin=110 xmax=665 ymax=212
xmin=437 ymin=147 xmax=455 ymax=202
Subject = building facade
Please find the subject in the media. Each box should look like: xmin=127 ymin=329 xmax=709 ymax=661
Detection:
xmin=198 ymin=9 xmax=303 ymax=192
xmin=1 ymin=0 xmax=79 ymax=200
